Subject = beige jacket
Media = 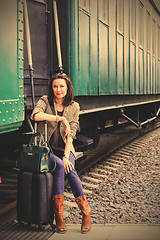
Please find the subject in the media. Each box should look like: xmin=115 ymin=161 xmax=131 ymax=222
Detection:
xmin=30 ymin=95 xmax=80 ymax=156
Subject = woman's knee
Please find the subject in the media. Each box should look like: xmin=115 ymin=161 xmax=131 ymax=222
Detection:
xmin=50 ymin=153 xmax=64 ymax=169
xmin=69 ymin=152 xmax=75 ymax=166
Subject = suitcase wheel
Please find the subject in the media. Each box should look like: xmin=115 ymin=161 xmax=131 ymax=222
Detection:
xmin=38 ymin=224 xmax=44 ymax=231
xmin=50 ymin=222 xmax=56 ymax=231
xmin=18 ymin=220 xmax=24 ymax=227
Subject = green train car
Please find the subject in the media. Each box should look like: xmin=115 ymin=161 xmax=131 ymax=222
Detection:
xmin=0 ymin=0 xmax=160 ymax=158
xmin=68 ymin=0 xmax=160 ymax=96
xmin=0 ymin=0 xmax=24 ymax=134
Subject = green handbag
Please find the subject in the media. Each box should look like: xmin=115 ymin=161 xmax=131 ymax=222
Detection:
xmin=21 ymin=132 xmax=50 ymax=173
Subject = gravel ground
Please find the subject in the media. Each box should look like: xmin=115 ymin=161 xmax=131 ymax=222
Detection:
xmin=65 ymin=128 xmax=160 ymax=224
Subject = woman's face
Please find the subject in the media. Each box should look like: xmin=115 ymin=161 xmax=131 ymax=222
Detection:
xmin=52 ymin=78 xmax=68 ymax=101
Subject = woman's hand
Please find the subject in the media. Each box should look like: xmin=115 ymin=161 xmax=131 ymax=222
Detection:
xmin=63 ymin=157 xmax=74 ymax=174
xmin=61 ymin=117 xmax=70 ymax=136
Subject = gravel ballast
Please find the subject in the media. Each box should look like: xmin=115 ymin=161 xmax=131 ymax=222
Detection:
xmin=65 ymin=128 xmax=160 ymax=224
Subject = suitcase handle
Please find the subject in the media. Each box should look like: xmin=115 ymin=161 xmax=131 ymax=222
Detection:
xmin=34 ymin=120 xmax=48 ymax=146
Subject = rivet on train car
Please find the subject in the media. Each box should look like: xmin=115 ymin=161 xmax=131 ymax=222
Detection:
xmin=9 ymin=118 xmax=12 ymax=121
xmin=6 ymin=110 xmax=8 ymax=113
xmin=3 ymin=119 xmax=5 ymax=122
xmin=15 ymin=102 xmax=17 ymax=105
xmin=3 ymin=102 xmax=5 ymax=105
xmin=13 ymin=109 xmax=15 ymax=112
xmin=0 ymin=111 xmax=1 ymax=114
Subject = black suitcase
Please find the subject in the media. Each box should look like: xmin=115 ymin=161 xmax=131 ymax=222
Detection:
xmin=17 ymin=171 xmax=55 ymax=230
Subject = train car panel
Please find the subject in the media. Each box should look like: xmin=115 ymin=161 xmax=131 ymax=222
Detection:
xmin=116 ymin=0 xmax=124 ymax=94
xmin=79 ymin=8 xmax=90 ymax=95
xmin=90 ymin=1 xmax=98 ymax=95
xmin=108 ymin=0 xmax=117 ymax=94
xmin=99 ymin=20 xmax=109 ymax=95
xmin=0 ymin=0 xmax=24 ymax=134
xmin=67 ymin=0 xmax=79 ymax=95
xmin=67 ymin=0 xmax=160 ymax=98
xmin=124 ymin=0 xmax=130 ymax=95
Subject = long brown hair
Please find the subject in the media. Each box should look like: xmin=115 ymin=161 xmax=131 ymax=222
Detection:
xmin=48 ymin=73 xmax=74 ymax=107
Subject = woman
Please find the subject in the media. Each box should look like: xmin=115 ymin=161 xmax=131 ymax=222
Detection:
xmin=30 ymin=73 xmax=91 ymax=233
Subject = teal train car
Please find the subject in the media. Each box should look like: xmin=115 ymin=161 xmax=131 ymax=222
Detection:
xmin=0 ymin=0 xmax=24 ymax=134
xmin=0 ymin=0 xmax=160 ymax=159
xmin=68 ymin=0 xmax=160 ymax=97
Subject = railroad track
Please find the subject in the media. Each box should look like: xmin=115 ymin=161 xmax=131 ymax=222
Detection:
xmin=62 ymin=120 xmax=160 ymax=218
xmin=0 ymin=120 xmax=160 ymax=215
xmin=0 ymin=120 xmax=159 ymax=240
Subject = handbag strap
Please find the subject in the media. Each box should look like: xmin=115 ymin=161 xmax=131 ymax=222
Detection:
xmin=48 ymin=141 xmax=56 ymax=174
xmin=29 ymin=132 xmax=44 ymax=147
xmin=32 ymin=121 xmax=56 ymax=173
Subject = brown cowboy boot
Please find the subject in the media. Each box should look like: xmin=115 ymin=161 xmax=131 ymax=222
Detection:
xmin=53 ymin=195 xmax=67 ymax=233
xmin=75 ymin=195 xmax=91 ymax=233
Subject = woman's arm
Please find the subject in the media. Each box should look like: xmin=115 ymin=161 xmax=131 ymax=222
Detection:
xmin=62 ymin=103 xmax=80 ymax=174
xmin=62 ymin=135 xmax=74 ymax=174
xmin=69 ymin=103 xmax=80 ymax=139
xmin=34 ymin=112 xmax=70 ymax=136
xmin=34 ymin=112 xmax=57 ymax=122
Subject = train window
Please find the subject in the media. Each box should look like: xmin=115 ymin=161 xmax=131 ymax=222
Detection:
xmin=99 ymin=0 xmax=109 ymax=24
xmin=79 ymin=0 xmax=90 ymax=12
xmin=152 ymin=19 xmax=156 ymax=56
xmin=146 ymin=11 xmax=151 ymax=52
xmin=117 ymin=0 xmax=124 ymax=34
xmin=130 ymin=0 xmax=136 ymax=42
xmin=138 ymin=1 xmax=144 ymax=48
xmin=158 ymin=25 xmax=160 ymax=59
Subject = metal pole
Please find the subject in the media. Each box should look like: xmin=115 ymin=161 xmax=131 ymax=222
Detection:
xmin=24 ymin=0 xmax=35 ymax=109
xmin=140 ymin=116 xmax=157 ymax=126
xmin=121 ymin=109 xmax=140 ymax=128
xmin=156 ymin=106 xmax=160 ymax=117
xmin=53 ymin=0 xmax=63 ymax=70
xmin=24 ymin=0 xmax=32 ymax=68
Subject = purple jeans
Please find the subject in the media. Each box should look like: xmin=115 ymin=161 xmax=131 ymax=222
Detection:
xmin=50 ymin=151 xmax=84 ymax=198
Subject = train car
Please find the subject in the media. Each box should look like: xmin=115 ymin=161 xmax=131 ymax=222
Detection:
xmin=0 ymin=0 xmax=24 ymax=134
xmin=0 ymin=0 xmax=25 ymax=163
xmin=67 ymin=0 xmax=160 ymax=143
xmin=23 ymin=0 xmax=160 ymax=144
xmin=0 ymin=0 xmax=160 ymax=162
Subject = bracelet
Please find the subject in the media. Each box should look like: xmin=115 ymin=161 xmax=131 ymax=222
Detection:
xmin=63 ymin=154 xmax=69 ymax=159
xmin=56 ymin=115 xmax=61 ymax=123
